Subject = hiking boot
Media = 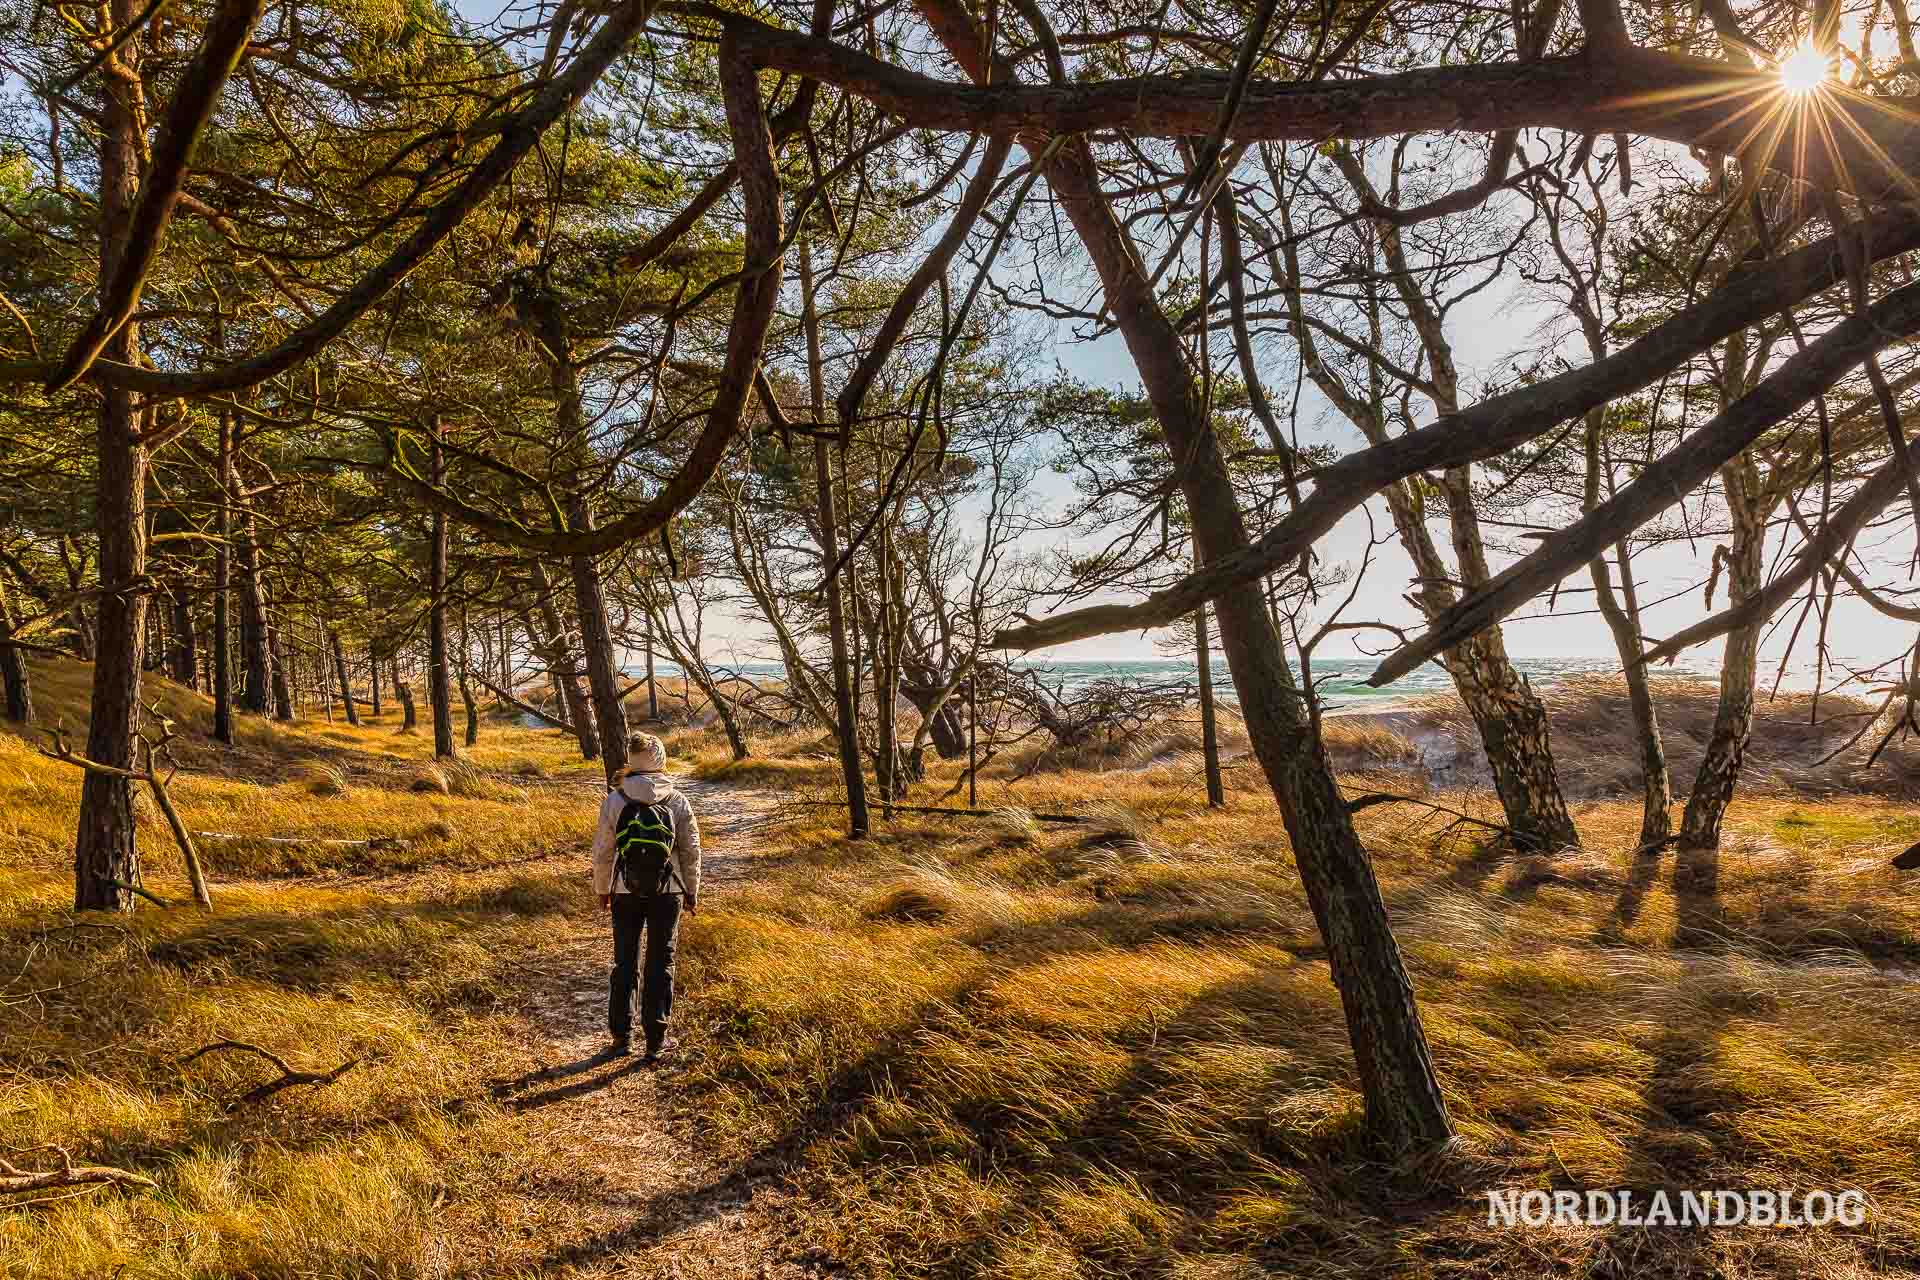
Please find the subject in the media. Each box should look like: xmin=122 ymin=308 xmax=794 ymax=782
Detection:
xmin=608 ymin=1034 xmax=631 ymax=1057
xmin=642 ymin=1027 xmax=667 ymax=1062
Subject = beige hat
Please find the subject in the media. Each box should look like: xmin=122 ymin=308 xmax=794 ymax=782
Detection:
xmin=626 ymin=731 xmax=667 ymax=772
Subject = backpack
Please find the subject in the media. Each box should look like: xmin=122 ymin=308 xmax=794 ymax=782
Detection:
xmin=612 ymin=797 xmax=683 ymax=897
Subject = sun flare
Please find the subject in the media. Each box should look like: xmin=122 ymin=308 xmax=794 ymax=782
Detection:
xmin=1779 ymin=42 xmax=1830 ymax=94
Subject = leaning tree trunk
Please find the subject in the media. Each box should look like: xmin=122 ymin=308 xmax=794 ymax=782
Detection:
xmin=427 ymin=426 xmax=456 ymax=758
xmin=74 ymin=19 xmax=148 ymax=912
xmin=0 ymin=580 xmax=32 ymax=723
xmin=909 ymin=3 xmax=1451 ymax=1147
xmin=329 ymin=629 xmax=360 ymax=726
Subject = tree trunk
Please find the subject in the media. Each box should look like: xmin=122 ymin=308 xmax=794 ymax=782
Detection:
xmin=1585 ymin=413 xmax=1671 ymax=848
xmin=1448 ymin=644 xmax=1577 ymax=850
xmin=236 ymin=515 xmax=271 ymax=715
xmin=74 ymin=15 xmax=148 ymax=912
xmin=1196 ymin=606 xmax=1225 ymax=807
xmin=0 ymin=580 xmax=32 ymax=724
xmin=169 ymin=581 xmax=197 ymax=690
xmin=1680 ymin=461 xmax=1767 ymax=855
xmin=212 ymin=411 xmax=234 ymax=745
xmin=644 ymin=608 xmax=659 ymax=721
xmin=802 ymin=240 xmax=868 ymax=838
xmin=428 ymin=425 xmax=456 ymax=758
xmin=394 ymin=660 xmax=417 ymax=731
xmin=267 ymin=617 xmax=294 ymax=721
xmin=458 ymin=611 xmax=479 ymax=749
xmin=906 ymin=7 xmax=1451 ymax=1145
xmin=528 ymin=565 xmax=598 ymax=760
xmin=567 ymin=503 xmax=628 ymax=781
xmin=329 ymin=630 xmax=360 ymax=726
xmin=369 ymin=645 xmax=382 ymax=717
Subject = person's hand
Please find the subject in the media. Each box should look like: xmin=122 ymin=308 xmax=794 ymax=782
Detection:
xmin=598 ymin=893 xmax=613 ymax=911
xmin=683 ymin=892 xmax=697 ymax=916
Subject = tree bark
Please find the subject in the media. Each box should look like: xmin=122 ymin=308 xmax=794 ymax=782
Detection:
xmin=1680 ymin=459 xmax=1766 ymax=855
xmin=74 ymin=7 xmax=148 ymax=912
xmin=644 ymin=608 xmax=659 ymax=721
xmin=169 ymin=581 xmax=197 ymax=689
xmin=0 ymin=580 xmax=32 ymax=723
xmin=329 ymin=630 xmax=360 ymax=725
xmin=528 ymin=565 xmax=598 ymax=760
xmin=458 ymin=610 xmax=479 ymax=748
xmin=909 ymin=0 xmax=1450 ymax=1148
xmin=567 ymin=508 xmax=628 ymax=781
xmin=212 ymin=411 xmax=234 ymax=745
xmin=1585 ymin=413 xmax=1671 ymax=847
xmin=1196 ymin=606 xmax=1225 ymax=808
xmin=236 ymin=515 xmax=270 ymax=714
xmin=428 ymin=424 xmax=456 ymax=758
xmin=394 ymin=659 xmax=417 ymax=731
xmin=267 ymin=617 xmax=294 ymax=721
xmin=802 ymin=240 xmax=869 ymax=837
xmin=369 ymin=644 xmax=382 ymax=717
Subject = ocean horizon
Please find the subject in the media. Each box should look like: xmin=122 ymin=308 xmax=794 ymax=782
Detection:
xmin=619 ymin=654 xmax=1757 ymax=708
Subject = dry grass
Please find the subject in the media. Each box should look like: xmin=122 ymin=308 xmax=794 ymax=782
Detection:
xmin=10 ymin=655 xmax=1920 ymax=1277
xmin=673 ymin=713 xmax=1920 ymax=1279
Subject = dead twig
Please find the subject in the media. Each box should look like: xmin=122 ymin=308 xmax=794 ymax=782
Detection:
xmin=176 ymin=1040 xmax=361 ymax=1110
xmin=0 ymin=1148 xmax=156 ymax=1196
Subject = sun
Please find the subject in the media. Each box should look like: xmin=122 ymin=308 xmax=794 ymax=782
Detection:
xmin=1779 ymin=42 xmax=1830 ymax=94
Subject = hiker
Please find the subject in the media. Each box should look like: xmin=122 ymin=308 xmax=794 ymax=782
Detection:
xmin=590 ymin=731 xmax=701 ymax=1061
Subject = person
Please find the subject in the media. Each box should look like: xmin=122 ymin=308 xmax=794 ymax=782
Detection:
xmin=589 ymin=731 xmax=701 ymax=1060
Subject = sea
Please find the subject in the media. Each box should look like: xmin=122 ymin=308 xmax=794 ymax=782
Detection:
xmin=625 ymin=654 xmax=1742 ymax=709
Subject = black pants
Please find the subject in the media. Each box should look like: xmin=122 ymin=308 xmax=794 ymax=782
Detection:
xmin=609 ymin=891 xmax=683 ymax=1040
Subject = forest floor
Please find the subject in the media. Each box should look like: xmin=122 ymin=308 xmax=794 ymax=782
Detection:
xmin=8 ymin=658 xmax=1920 ymax=1278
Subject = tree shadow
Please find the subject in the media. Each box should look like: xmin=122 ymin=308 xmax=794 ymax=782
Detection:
xmin=1595 ymin=849 xmax=1666 ymax=944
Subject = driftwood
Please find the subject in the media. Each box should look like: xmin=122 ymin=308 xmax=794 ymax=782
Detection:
xmin=177 ymin=1040 xmax=361 ymax=1110
xmin=474 ymin=673 xmax=573 ymax=731
xmin=788 ymin=799 xmax=1088 ymax=824
xmin=0 ymin=1151 xmax=156 ymax=1196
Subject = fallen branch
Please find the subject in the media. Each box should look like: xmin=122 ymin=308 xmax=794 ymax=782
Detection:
xmin=786 ymin=799 xmax=1088 ymax=824
xmin=474 ymin=674 xmax=573 ymax=731
xmin=0 ymin=1151 xmax=156 ymax=1195
xmin=176 ymin=1040 xmax=361 ymax=1110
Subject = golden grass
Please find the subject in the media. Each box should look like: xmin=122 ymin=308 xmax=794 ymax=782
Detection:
xmin=10 ymin=655 xmax=1920 ymax=1277
xmin=672 ymin=727 xmax=1920 ymax=1278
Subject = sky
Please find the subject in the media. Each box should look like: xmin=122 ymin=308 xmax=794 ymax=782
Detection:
xmin=454 ymin=0 xmax=1920 ymax=685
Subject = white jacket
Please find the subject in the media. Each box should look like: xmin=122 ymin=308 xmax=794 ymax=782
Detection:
xmin=590 ymin=770 xmax=702 ymax=898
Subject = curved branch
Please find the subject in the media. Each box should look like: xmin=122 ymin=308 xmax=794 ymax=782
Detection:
xmin=990 ymin=209 xmax=1920 ymax=651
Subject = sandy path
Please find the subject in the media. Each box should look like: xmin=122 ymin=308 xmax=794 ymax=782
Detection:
xmin=470 ymin=777 xmax=836 ymax=1279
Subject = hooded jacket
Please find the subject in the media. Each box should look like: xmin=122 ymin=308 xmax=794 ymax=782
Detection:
xmin=590 ymin=770 xmax=702 ymax=898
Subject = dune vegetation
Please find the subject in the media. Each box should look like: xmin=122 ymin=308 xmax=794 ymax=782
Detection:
xmin=7 ymin=659 xmax=1920 ymax=1278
